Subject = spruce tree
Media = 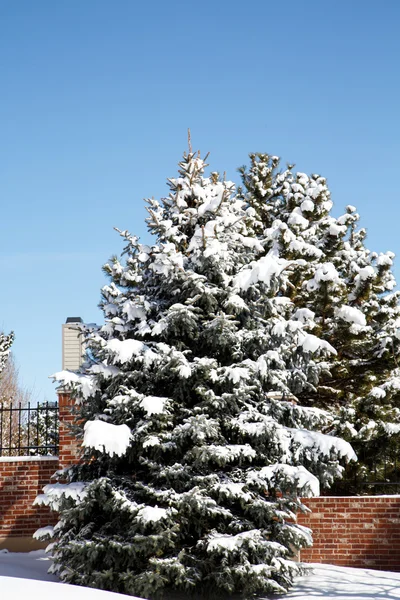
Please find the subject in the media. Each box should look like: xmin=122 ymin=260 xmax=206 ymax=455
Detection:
xmin=38 ymin=150 xmax=354 ymax=598
xmin=241 ymin=153 xmax=400 ymax=486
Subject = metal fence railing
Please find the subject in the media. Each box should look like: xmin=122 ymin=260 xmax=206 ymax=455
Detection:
xmin=0 ymin=401 xmax=59 ymax=457
xmin=328 ymin=480 xmax=400 ymax=496
xmin=327 ymin=447 xmax=400 ymax=496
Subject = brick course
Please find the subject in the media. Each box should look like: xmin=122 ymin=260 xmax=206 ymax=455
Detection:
xmin=0 ymin=457 xmax=58 ymax=540
xmin=298 ymin=496 xmax=400 ymax=570
xmin=58 ymin=392 xmax=81 ymax=468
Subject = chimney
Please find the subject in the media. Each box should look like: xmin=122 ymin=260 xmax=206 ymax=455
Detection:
xmin=62 ymin=317 xmax=84 ymax=371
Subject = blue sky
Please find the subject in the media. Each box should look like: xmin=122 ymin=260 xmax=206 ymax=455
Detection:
xmin=0 ymin=0 xmax=399 ymax=401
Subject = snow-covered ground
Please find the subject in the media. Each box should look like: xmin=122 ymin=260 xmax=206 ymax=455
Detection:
xmin=0 ymin=550 xmax=134 ymax=599
xmin=1 ymin=550 xmax=400 ymax=599
xmin=286 ymin=563 xmax=400 ymax=599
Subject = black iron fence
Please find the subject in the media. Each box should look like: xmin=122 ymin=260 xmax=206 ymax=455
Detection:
xmin=0 ymin=401 xmax=59 ymax=457
xmin=328 ymin=446 xmax=400 ymax=496
xmin=328 ymin=480 xmax=400 ymax=496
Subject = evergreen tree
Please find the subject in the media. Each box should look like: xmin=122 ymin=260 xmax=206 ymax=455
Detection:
xmin=26 ymin=401 xmax=59 ymax=456
xmin=0 ymin=332 xmax=14 ymax=375
xmin=241 ymin=153 xmax=400 ymax=485
xmin=38 ymin=150 xmax=354 ymax=598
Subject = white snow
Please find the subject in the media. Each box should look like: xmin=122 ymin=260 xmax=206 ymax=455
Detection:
xmin=224 ymin=293 xmax=247 ymax=310
xmin=300 ymin=199 xmax=314 ymax=212
xmin=206 ymin=529 xmax=267 ymax=553
xmin=34 ymin=482 xmax=88 ymax=509
xmin=336 ymin=305 xmax=366 ymax=327
xmin=122 ymin=300 xmax=147 ymax=321
xmin=2 ymin=551 xmax=400 ymax=600
xmin=234 ymin=250 xmax=289 ymax=291
xmin=0 ymin=549 xmax=59 ymax=582
xmin=177 ymin=363 xmax=191 ymax=378
xmin=297 ymin=173 xmax=308 ymax=185
xmin=383 ymin=422 xmax=400 ymax=435
xmin=286 ymin=563 xmax=400 ymax=599
xmin=33 ymin=526 xmax=55 ymax=540
xmin=0 ymin=551 xmax=137 ymax=598
xmin=140 ymin=395 xmax=169 ymax=416
xmin=290 ymin=428 xmax=357 ymax=463
xmin=83 ymin=420 xmax=132 ymax=457
xmin=272 ymin=321 xmax=286 ymax=336
xmin=294 ymin=308 xmax=315 ymax=324
xmin=136 ymin=505 xmax=169 ymax=523
xmin=370 ymin=386 xmax=386 ymax=399
xmin=306 ymin=263 xmax=341 ymax=291
xmin=105 ymin=338 xmax=147 ymax=363
xmin=298 ymin=333 xmax=337 ymax=355
xmin=357 ymin=265 xmax=375 ymax=280
xmin=0 ymin=455 xmax=59 ymax=463
xmin=377 ymin=253 xmax=394 ymax=266
xmin=151 ymin=319 xmax=167 ymax=335
xmin=205 ymin=444 xmax=257 ymax=463
xmin=142 ymin=435 xmax=160 ymax=447
xmin=288 ymin=208 xmax=309 ymax=229
xmin=328 ymin=222 xmax=347 ymax=236
xmin=224 ymin=366 xmax=251 ymax=383
xmin=273 ymin=296 xmax=292 ymax=305
xmin=196 ymin=181 xmax=226 ymax=215
xmin=149 ymin=243 xmax=184 ymax=276
xmin=247 ymin=464 xmax=320 ymax=496
xmin=212 ymin=482 xmax=253 ymax=502
xmin=89 ymin=364 xmax=120 ymax=379
xmin=288 ymin=238 xmax=323 ymax=258
xmin=187 ymin=220 xmax=219 ymax=254
xmin=239 ymin=235 xmax=264 ymax=252
xmin=51 ymin=371 xmax=97 ymax=400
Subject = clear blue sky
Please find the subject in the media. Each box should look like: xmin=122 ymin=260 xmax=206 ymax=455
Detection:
xmin=0 ymin=0 xmax=399 ymax=402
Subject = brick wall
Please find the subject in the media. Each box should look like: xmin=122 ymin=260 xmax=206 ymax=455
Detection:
xmin=0 ymin=392 xmax=80 ymax=550
xmin=298 ymin=496 xmax=400 ymax=570
xmin=0 ymin=457 xmax=58 ymax=538
xmin=58 ymin=392 xmax=81 ymax=468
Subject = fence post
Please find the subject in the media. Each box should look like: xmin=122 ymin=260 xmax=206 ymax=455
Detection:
xmin=57 ymin=391 xmax=81 ymax=468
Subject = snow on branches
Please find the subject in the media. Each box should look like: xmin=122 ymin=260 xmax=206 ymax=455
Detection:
xmin=46 ymin=149 xmax=357 ymax=598
xmin=0 ymin=331 xmax=14 ymax=375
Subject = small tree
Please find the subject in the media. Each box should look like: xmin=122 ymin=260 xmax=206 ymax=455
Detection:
xmin=0 ymin=332 xmax=14 ymax=375
xmin=39 ymin=150 xmax=354 ymax=598
xmin=25 ymin=401 xmax=59 ymax=456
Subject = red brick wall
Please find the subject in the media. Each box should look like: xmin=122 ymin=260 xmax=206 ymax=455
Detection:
xmin=298 ymin=496 xmax=400 ymax=570
xmin=0 ymin=457 xmax=58 ymax=538
xmin=58 ymin=392 xmax=81 ymax=468
xmin=0 ymin=392 xmax=80 ymax=547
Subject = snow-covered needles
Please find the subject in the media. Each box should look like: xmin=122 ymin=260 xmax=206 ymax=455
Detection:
xmin=42 ymin=150 xmax=368 ymax=599
xmin=83 ymin=420 xmax=132 ymax=458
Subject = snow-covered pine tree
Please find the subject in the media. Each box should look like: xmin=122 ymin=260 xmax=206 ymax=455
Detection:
xmin=240 ymin=153 xmax=400 ymax=485
xmin=0 ymin=332 xmax=14 ymax=375
xmin=38 ymin=150 xmax=354 ymax=598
